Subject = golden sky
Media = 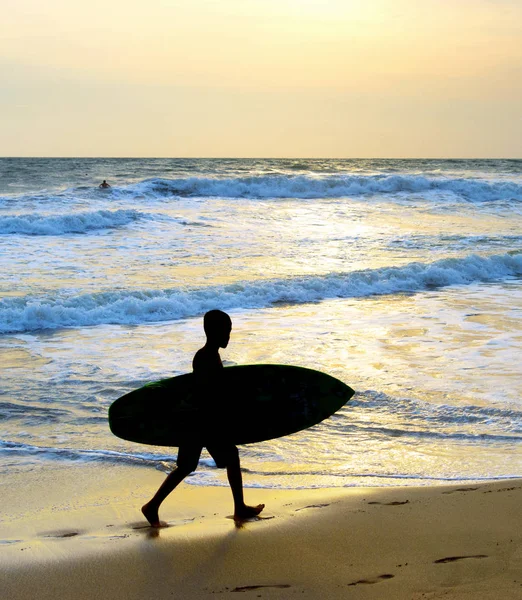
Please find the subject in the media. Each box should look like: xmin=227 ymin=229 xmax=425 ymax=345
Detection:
xmin=2 ymin=0 xmax=521 ymax=157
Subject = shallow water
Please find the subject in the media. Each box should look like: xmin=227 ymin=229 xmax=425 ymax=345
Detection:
xmin=1 ymin=158 xmax=521 ymax=488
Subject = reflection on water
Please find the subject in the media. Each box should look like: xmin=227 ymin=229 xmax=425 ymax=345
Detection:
xmin=2 ymin=158 xmax=521 ymax=487
xmin=2 ymin=282 xmax=521 ymax=487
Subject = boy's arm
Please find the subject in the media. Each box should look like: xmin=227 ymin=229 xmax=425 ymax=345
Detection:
xmin=192 ymin=347 xmax=224 ymax=403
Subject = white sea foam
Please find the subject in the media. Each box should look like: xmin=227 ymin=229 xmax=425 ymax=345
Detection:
xmin=0 ymin=209 xmax=145 ymax=235
xmin=3 ymin=173 xmax=521 ymax=206
xmin=1 ymin=252 xmax=520 ymax=333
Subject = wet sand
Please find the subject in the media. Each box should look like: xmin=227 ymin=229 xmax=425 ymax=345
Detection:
xmin=1 ymin=464 xmax=521 ymax=599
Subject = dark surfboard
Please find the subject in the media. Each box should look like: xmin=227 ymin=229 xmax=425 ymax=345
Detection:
xmin=108 ymin=364 xmax=354 ymax=446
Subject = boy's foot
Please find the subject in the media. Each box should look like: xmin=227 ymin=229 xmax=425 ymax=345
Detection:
xmin=141 ymin=502 xmax=164 ymax=527
xmin=234 ymin=503 xmax=265 ymax=520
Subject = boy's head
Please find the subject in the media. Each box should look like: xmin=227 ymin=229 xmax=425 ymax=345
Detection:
xmin=203 ymin=310 xmax=232 ymax=348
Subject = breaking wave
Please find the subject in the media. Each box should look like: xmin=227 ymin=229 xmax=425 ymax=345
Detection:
xmin=1 ymin=252 xmax=521 ymax=333
xmin=4 ymin=174 xmax=522 ymax=205
xmin=124 ymin=174 xmax=522 ymax=201
xmin=0 ymin=209 xmax=145 ymax=235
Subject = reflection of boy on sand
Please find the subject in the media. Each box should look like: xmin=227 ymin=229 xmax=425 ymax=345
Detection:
xmin=142 ymin=310 xmax=264 ymax=527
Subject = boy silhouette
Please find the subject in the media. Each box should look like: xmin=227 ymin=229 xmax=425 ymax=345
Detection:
xmin=141 ymin=310 xmax=264 ymax=527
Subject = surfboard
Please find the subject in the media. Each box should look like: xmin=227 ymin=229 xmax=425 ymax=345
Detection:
xmin=108 ymin=364 xmax=354 ymax=446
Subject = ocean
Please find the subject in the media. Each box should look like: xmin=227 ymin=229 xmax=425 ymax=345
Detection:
xmin=1 ymin=157 xmax=521 ymax=489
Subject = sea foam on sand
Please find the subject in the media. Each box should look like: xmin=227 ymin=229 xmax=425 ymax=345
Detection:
xmin=1 ymin=463 xmax=521 ymax=600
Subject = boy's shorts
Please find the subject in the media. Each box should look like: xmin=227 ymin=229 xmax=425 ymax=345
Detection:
xmin=176 ymin=442 xmax=238 ymax=471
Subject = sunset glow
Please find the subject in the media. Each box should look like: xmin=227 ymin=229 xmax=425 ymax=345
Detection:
xmin=2 ymin=0 xmax=521 ymax=156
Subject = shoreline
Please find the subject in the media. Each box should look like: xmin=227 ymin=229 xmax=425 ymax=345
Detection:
xmin=1 ymin=464 xmax=521 ymax=599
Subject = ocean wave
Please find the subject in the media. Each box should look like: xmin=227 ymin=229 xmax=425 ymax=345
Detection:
xmin=388 ymin=234 xmax=522 ymax=251
xmin=0 ymin=252 xmax=521 ymax=334
xmin=0 ymin=209 xmax=146 ymax=235
xmin=238 ymin=468 xmax=520 ymax=483
xmin=340 ymin=390 xmax=522 ymax=443
xmin=0 ymin=440 xmax=176 ymax=467
xmin=3 ymin=174 xmax=522 ymax=205
xmin=0 ymin=401 xmax=70 ymax=424
xmin=123 ymin=174 xmax=522 ymax=201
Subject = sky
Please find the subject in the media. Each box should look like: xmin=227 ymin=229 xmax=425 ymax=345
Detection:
xmin=1 ymin=0 xmax=521 ymax=158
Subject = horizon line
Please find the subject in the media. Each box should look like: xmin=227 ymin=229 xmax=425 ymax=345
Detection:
xmin=1 ymin=156 xmax=521 ymax=161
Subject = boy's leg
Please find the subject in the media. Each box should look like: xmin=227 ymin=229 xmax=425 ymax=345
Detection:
xmin=208 ymin=444 xmax=265 ymax=519
xmin=142 ymin=445 xmax=201 ymax=527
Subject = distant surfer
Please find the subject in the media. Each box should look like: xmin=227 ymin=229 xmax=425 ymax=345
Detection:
xmin=141 ymin=310 xmax=265 ymax=527
xmin=99 ymin=180 xmax=111 ymax=189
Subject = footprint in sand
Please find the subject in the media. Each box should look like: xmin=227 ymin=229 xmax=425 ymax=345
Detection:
xmin=295 ymin=503 xmax=331 ymax=512
xmin=434 ymin=555 xmax=488 ymax=564
xmin=231 ymin=584 xmax=291 ymax=592
xmin=39 ymin=530 xmax=81 ymax=539
xmin=483 ymin=486 xmax=520 ymax=494
xmin=442 ymin=487 xmax=479 ymax=494
xmin=367 ymin=500 xmax=409 ymax=506
xmin=347 ymin=574 xmax=395 ymax=586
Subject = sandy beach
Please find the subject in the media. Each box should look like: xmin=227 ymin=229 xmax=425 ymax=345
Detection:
xmin=1 ymin=464 xmax=520 ymax=600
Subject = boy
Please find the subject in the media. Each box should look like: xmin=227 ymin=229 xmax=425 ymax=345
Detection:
xmin=141 ymin=310 xmax=264 ymax=527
